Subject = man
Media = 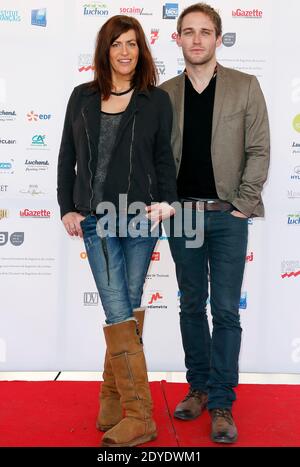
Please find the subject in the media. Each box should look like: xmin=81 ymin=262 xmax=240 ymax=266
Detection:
xmin=160 ymin=3 xmax=270 ymax=443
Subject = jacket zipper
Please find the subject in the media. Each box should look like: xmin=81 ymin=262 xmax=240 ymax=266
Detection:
xmin=148 ymin=173 xmax=154 ymax=201
xmin=127 ymin=115 xmax=136 ymax=196
xmin=81 ymin=108 xmax=94 ymax=212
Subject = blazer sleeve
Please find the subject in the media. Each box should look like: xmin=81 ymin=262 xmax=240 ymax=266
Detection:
xmin=57 ymin=88 xmax=78 ymax=219
xmin=231 ymin=76 xmax=270 ymax=216
xmin=153 ymin=91 xmax=178 ymax=205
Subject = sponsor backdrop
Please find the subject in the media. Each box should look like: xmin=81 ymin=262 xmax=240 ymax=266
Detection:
xmin=0 ymin=0 xmax=299 ymax=373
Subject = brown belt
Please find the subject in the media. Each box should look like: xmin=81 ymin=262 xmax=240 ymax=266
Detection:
xmin=181 ymin=199 xmax=233 ymax=212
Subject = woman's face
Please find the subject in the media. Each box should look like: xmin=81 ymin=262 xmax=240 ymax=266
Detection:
xmin=109 ymin=29 xmax=139 ymax=81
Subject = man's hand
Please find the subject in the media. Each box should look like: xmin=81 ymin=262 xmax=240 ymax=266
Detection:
xmin=230 ymin=210 xmax=248 ymax=219
xmin=62 ymin=212 xmax=86 ymax=238
xmin=145 ymin=202 xmax=176 ymax=232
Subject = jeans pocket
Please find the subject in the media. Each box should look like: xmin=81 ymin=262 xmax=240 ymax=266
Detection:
xmin=80 ymin=214 xmax=90 ymax=224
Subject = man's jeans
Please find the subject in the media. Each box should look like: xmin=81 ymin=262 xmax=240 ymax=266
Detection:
xmin=81 ymin=213 xmax=157 ymax=324
xmin=169 ymin=209 xmax=248 ymax=409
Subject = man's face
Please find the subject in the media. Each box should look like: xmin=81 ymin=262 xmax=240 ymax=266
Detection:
xmin=177 ymin=12 xmax=221 ymax=66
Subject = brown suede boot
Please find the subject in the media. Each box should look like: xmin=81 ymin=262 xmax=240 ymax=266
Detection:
xmin=96 ymin=309 xmax=145 ymax=431
xmin=101 ymin=319 xmax=157 ymax=447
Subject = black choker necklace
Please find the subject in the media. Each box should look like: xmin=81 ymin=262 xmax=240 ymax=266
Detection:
xmin=111 ymin=85 xmax=134 ymax=96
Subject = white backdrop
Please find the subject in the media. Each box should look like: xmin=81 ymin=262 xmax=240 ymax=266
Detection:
xmin=0 ymin=0 xmax=300 ymax=373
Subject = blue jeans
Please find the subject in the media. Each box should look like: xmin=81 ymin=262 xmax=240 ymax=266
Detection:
xmin=81 ymin=213 xmax=157 ymax=324
xmin=168 ymin=209 xmax=248 ymax=409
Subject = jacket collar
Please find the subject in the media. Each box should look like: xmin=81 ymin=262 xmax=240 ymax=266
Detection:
xmin=81 ymin=85 xmax=147 ymax=154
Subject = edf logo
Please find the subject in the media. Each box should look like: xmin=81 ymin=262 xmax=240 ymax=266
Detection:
xmin=27 ymin=110 xmax=51 ymax=121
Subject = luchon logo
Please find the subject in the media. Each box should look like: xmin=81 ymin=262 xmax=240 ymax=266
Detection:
xmin=147 ymin=291 xmax=167 ymax=309
xmin=0 ymin=160 xmax=14 ymax=174
xmin=19 ymin=209 xmax=51 ymax=218
xmin=27 ymin=111 xmax=51 ymax=122
xmin=222 ymin=33 xmax=236 ymax=47
xmin=150 ymin=29 xmax=159 ymax=45
xmin=0 ymin=10 xmax=21 ymax=22
xmin=292 ymin=142 xmax=300 ymax=155
xmin=291 ymin=166 xmax=300 ymax=180
xmin=78 ymin=54 xmax=94 ymax=72
xmin=162 ymin=3 xmax=178 ymax=19
xmin=83 ymin=3 xmax=109 ymax=16
xmin=83 ymin=292 xmax=99 ymax=306
xmin=232 ymin=9 xmax=263 ymax=18
xmin=0 ymin=209 xmax=9 ymax=220
xmin=0 ymin=138 xmax=16 ymax=145
xmin=0 ymin=110 xmax=16 ymax=121
xmin=119 ymin=6 xmax=153 ymax=16
xmin=24 ymin=159 xmax=49 ymax=172
xmin=28 ymin=135 xmax=48 ymax=150
xmin=19 ymin=185 xmax=46 ymax=196
xmin=0 ymin=232 xmax=24 ymax=246
xmin=287 ymin=213 xmax=300 ymax=225
xmin=293 ymin=115 xmax=300 ymax=133
xmin=171 ymin=32 xmax=178 ymax=42
xmin=151 ymin=251 xmax=160 ymax=261
xmin=31 ymin=8 xmax=47 ymax=27
xmin=281 ymin=260 xmax=300 ymax=279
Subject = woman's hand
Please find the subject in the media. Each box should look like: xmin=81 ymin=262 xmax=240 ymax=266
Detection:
xmin=145 ymin=202 xmax=176 ymax=232
xmin=62 ymin=212 xmax=86 ymax=238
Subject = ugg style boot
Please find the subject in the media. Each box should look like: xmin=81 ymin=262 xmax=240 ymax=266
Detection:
xmin=96 ymin=309 xmax=145 ymax=431
xmin=101 ymin=318 xmax=157 ymax=447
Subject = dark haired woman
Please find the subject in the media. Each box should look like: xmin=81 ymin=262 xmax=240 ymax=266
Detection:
xmin=57 ymin=15 xmax=177 ymax=447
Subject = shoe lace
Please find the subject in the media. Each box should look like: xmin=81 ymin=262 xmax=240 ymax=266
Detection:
xmin=212 ymin=408 xmax=234 ymax=425
xmin=183 ymin=389 xmax=206 ymax=402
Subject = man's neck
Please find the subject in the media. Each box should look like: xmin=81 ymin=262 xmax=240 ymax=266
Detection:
xmin=185 ymin=60 xmax=217 ymax=94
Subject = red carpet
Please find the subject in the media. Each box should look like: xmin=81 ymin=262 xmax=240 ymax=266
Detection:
xmin=0 ymin=381 xmax=299 ymax=447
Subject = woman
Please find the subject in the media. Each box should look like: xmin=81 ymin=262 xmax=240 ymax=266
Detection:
xmin=57 ymin=15 xmax=177 ymax=447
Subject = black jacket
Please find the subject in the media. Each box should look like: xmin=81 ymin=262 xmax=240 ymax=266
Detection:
xmin=57 ymin=82 xmax=178 ymax=218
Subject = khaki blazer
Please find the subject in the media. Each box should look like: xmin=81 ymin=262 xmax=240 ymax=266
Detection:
xmin=160 ymin=64 xmax=270 ymax=217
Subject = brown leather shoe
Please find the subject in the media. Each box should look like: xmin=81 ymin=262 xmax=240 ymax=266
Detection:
xmin=174 ymin=389 xmax=208 ymax=420
xmin=210 ymin=408 xmax=238 ymax=443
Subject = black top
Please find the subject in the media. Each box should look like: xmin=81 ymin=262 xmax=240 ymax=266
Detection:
xmin=92 ymin=111 xmax=123 ymax=209
xmin=177 ymin=74 xmax=218 ymax=199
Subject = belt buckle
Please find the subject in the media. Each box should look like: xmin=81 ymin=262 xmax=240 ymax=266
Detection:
xmin=196 ymin=201 xmax=204 ymax=212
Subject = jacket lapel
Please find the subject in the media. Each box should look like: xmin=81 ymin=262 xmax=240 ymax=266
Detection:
xmin=82 ymin=90 xmax=101 ymax=152
xmin=212 ymin=63 xmax=227 ymax=143
xmin=173 ymin=73 xmax=185 ymax=136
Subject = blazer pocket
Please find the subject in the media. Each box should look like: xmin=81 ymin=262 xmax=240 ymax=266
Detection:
xmin=223 ymin=109 xmax=244 ymax=122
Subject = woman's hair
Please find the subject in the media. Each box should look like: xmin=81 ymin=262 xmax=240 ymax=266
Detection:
xmin=92 ymin=15 xmax=157 ymax=99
